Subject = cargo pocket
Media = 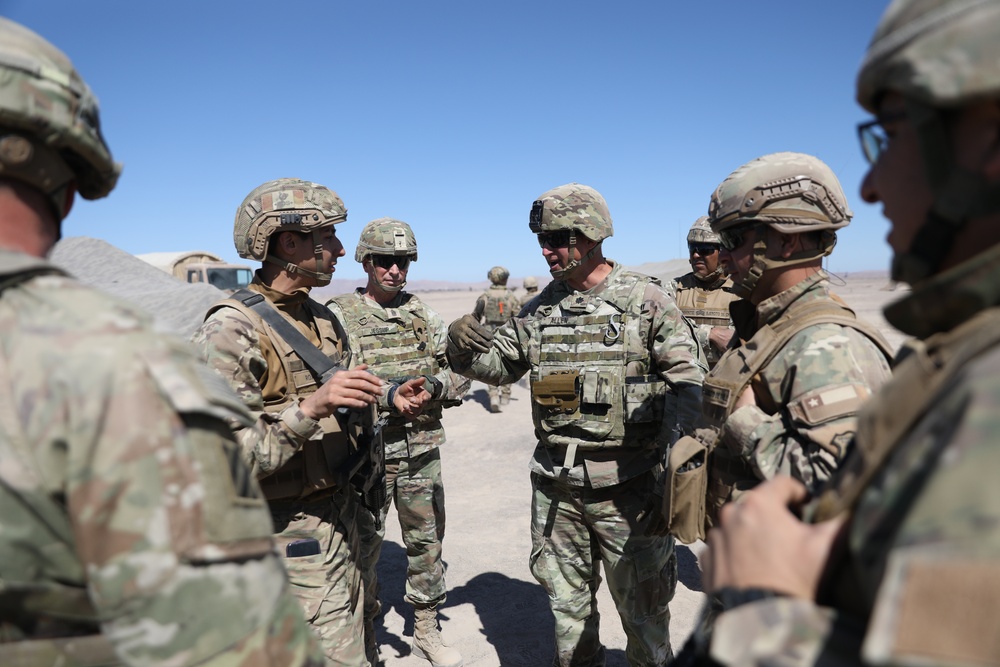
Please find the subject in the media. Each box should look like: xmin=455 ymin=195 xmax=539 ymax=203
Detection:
xmin=630 ymin=541 xmax=676 ymax=618
xmin=663 ymin=435 xmax=709 ymax=544
xmin=282 ymin=552 xmax=331 ymax=622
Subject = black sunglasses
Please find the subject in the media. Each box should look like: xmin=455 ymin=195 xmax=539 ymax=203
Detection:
xmin=857 ymin=111 xmax=907 ymax=165
xmin=371 ymin=255 xmax=411 ymax=271
xmin=719 ymin=225 xmax=756 ymax=251
xmin=537 ymin=230 xmax=572 ymax=249
xmin=688 ymin=243 xmax=719 ymax=256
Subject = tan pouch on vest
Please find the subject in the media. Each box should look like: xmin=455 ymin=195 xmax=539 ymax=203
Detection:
xmin=532 ymin=369 xmax=580 ymax=414
xmin=664 ymin=434 xmax=710 ymax=544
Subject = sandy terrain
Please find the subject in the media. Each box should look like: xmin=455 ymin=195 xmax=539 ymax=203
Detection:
xmin=50 ymin=238 xmax=909 ymax=665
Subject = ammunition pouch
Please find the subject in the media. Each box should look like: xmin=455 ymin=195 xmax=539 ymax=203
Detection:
xmin=531 ymin=369 xmax=580 ymax=414
xmin=0 ymin=634 xmax=119 ymax=666
xmin=664 ymin=432 xmax=711 ymax=544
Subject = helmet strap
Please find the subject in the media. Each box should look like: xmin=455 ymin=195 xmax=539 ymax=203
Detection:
xmin=262 ymin=228 xmax=332 ymax=286
xmin=893 ymin=99 xmax=1000 ymax=284
xmin=550 ymin=231 xmax=602 ymax=280
xmin=366 ymin=256 xmax=407 ymax=294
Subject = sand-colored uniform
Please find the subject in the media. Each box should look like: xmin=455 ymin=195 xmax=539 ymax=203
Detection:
xmin=473 ymin=284 xmax=520 ymax=407
xmin=449 ymin=260 xmax=705 ymax=667
xmin=670 ymin=272 xmax=739 ymax=368
xmin=326 ymin=290 xmax=469 ymax=622
xmin=708 ymin=245 xmax=1000 ymax=667
xmin=192 ymin=274 xmax=368 ymax=666
xmin=0 ymin=251 xmax=322 ymax=667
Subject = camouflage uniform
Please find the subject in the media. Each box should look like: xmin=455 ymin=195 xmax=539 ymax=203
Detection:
xmin=670 ymin=217 xmax=739 ymax=369
xmin=520 ymin=276 xmax=540 ymax=309
xmin=192 ymin=180 xmax=374 ymax=666
xmin=474 ymin=266 xmax=520 ymax=411
xmin=449 ymin=184 xmax=706 ymax=667
xmin=704 ymin=3 xmax=1000 ymax=665
xmin=0 ymin=18 xmax=322 ymax=667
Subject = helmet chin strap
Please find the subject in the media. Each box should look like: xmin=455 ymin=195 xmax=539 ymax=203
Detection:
xmin=264 ymin=228 xmax=333 ymax=286
xmin=368 ymin=256 xmax=407 ymax=294
xmin=549 ymin=231 xmax=602 ymax=280
xmin=731 ymin=229 xmax=835 ymax=299
xmin=694 ymin=266 xmax=725 ymax=284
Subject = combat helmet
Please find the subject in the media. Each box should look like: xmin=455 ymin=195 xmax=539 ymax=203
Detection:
xmin=529 ymin=183 xmax=613 ymax=279
xmin=0 ymin=18 xmax=121 ymax=221
xmin=488 ymin=266 xmax=509 ymax=286
xmin=708 ymin=152 xmax=852 ymax=298
xmin=857 ymin=0 xmax=1000 ymax=285
xmin=522 ymin=275 xmax=539 ymax=293
xmin=355 ymin=217 xmax=417 ymax=293
xmin=234 ymin=178 xmax=347 ymax=286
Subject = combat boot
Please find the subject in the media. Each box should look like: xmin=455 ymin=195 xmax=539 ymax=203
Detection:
xmin=412 ymin=604 xmax=463 ymax=667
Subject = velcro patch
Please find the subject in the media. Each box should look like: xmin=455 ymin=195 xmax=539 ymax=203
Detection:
xmin=789 ymin=383 xmax=866 ymax=426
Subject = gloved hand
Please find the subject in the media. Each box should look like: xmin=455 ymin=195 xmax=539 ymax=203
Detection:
xmin=448 ymin=314 xmax=492 ymax=354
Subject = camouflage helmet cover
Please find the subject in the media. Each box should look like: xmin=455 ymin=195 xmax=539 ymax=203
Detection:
xmin=355 ymin=217 xmax=418 ymax=263
xmin=856 ymin=0 xmax=1000 ymax=113
xmin=707 ymin=152 xmax=852 ymax=235
xmin=529 ymin=183 xmax=613 ymax=242
xmin=487 ymin=265 xmax=509 ymax=285
xmin=522 ymin=275 xmax=539 ymax=290
xmin=234 ymin=178 xmax=347 ymax=261
xmin=687 ymin=216 xmax=721 ymax=245
xmin=0 ymin=18 xmax=120 ymax=211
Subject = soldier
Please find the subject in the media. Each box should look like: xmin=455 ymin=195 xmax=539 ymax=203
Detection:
xmin=670 ymin=216 xmax=739 ymax=369
xmin=327 ymin=218 xmax=469 ymax=667
xmin=447 ymin=183 xmax=705 ymax=667
xmin=520 ymin=275 xmax=540 ymax=307
xmin=472 ymin=265 xmax=519 ymax=412
xmin=191 ymin=179 xmax=430 ymax=665
xmin=665 ymin=154 xmax=894 ymax=543
xmin=0 ymin=18 xmax=323 ymax=667
xmin=694 ymin=2 xmax=1000 ymax=665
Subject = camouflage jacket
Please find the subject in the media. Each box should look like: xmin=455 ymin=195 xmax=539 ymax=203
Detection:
xmin=474 ymin=284 xmax=519 ymax=328
xmin=709 ymin=248 xmax=1000 ymax=666
xmin=326 ymin=289 xmax=469 ymax=460
xmin=670 ymin=272 xmax=739 ymax=368
xmin=449 ymin=261 xmax=705 ymax=488
xmin=191 ymin=274 xmax=372 ymax=480
xmin=0 ymin=251 xmax=322 ymax=666
xmin=705 ymin=271 xmax=893 ymax=494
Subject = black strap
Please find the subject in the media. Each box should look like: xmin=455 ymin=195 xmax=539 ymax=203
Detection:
xmin=231 ymin=289 xmax=342 ymax=383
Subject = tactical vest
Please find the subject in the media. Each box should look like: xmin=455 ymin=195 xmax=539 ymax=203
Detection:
xmin=332 ymin=292 xmax=443 ymax=432
xmin=482 ymin=287 xmax=515 ymax=325
xmin=530 ymin=272 xmax=667 ymax=451
xmin=673 ymin=274 xmax=737 ymax=367
xmin=702 ymin=297 xmax=895 ymax=524
xmin=208 ymin=295 xmax=353 ymax=502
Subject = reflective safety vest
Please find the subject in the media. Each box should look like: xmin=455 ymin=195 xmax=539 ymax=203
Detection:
xmin=530 ymin=271 xmax=668 ymax=451
xmin=209 ymin=295 xmax=355 ymax=502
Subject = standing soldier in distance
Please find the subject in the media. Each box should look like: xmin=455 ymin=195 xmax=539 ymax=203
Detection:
xmin=191 ymin=179 xmax=430 ymax=666
xmin=0 ymin=18 xmax=323 ymax=667
xmin=670 ymin=216 xmax=738 ymax=369
xmin=448 ymin=183 xmax=705 ymax=667
xmin=666 ymin=154 xmax=893 ymax=543
xmin=327 ymin=218 xmax=470 ymax=667
xmin=472 ymin=265 xmax=519 ymax=412
xmin=695 ymin=2 xmax=1000 ymax=665
xmin=520 ymin=275 xmax=540 ymax=308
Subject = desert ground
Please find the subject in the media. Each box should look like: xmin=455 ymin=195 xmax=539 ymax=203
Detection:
xmin=51 ymin=238 xmax=909 ymax=666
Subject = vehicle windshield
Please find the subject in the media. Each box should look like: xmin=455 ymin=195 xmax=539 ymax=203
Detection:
xmin=206 ymin=267 xmax=252 ymax=291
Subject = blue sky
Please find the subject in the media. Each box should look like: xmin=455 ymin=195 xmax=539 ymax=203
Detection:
xmin=4 ymin=1 xmax=891 ymax=282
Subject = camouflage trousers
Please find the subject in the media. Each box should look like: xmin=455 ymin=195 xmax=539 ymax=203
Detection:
xmin=270 ymin=488 xmax=367 ymax=667
xmin=360 ymin=447 xmax=448 ymax=626
xmin=529 ymin=471 xmax=677 ymax=667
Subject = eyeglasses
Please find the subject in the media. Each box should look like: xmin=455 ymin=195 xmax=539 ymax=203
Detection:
xmin=688 ymin=243 xmax=719 ymax=256
xmin=719 ymin=225 xmax=755 ymax=251
xmin=536 ymin=230 xmax=572 ymax=249
xmin=857 ymin=111 xmax=906 ymax=165
xmin=371 ymin=255 xmax=411 ymax=271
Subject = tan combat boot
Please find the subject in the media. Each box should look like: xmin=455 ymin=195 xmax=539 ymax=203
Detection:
xmin=412 ymin=605 xmax=463 ymax=667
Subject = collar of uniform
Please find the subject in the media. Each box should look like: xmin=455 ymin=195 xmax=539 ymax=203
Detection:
xmin=753 ymin=270 xmax=830 ymax=331
xmin=249 ymin=272 xmax=312 ymax=310
xmin=885 ymin=243 xmax=1000 ymax=340
xmin=357 ymin=287 xmax=409 ymax=318
xmin=689 ymin=271 xmax=730 ymax=291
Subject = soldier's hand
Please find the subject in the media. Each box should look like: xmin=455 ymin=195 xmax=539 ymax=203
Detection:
xmin=709 ymin=326 xmax=735 ymax=352
xmin=448 ymin=314 xmax=492 ymax=354
xmin=394 ymin=377 xmax=432 ymax=418
xmin=702 ymin=476 xmax=845 ymax=599
xmin=300 ymin=364 xmax=383 ymax=419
